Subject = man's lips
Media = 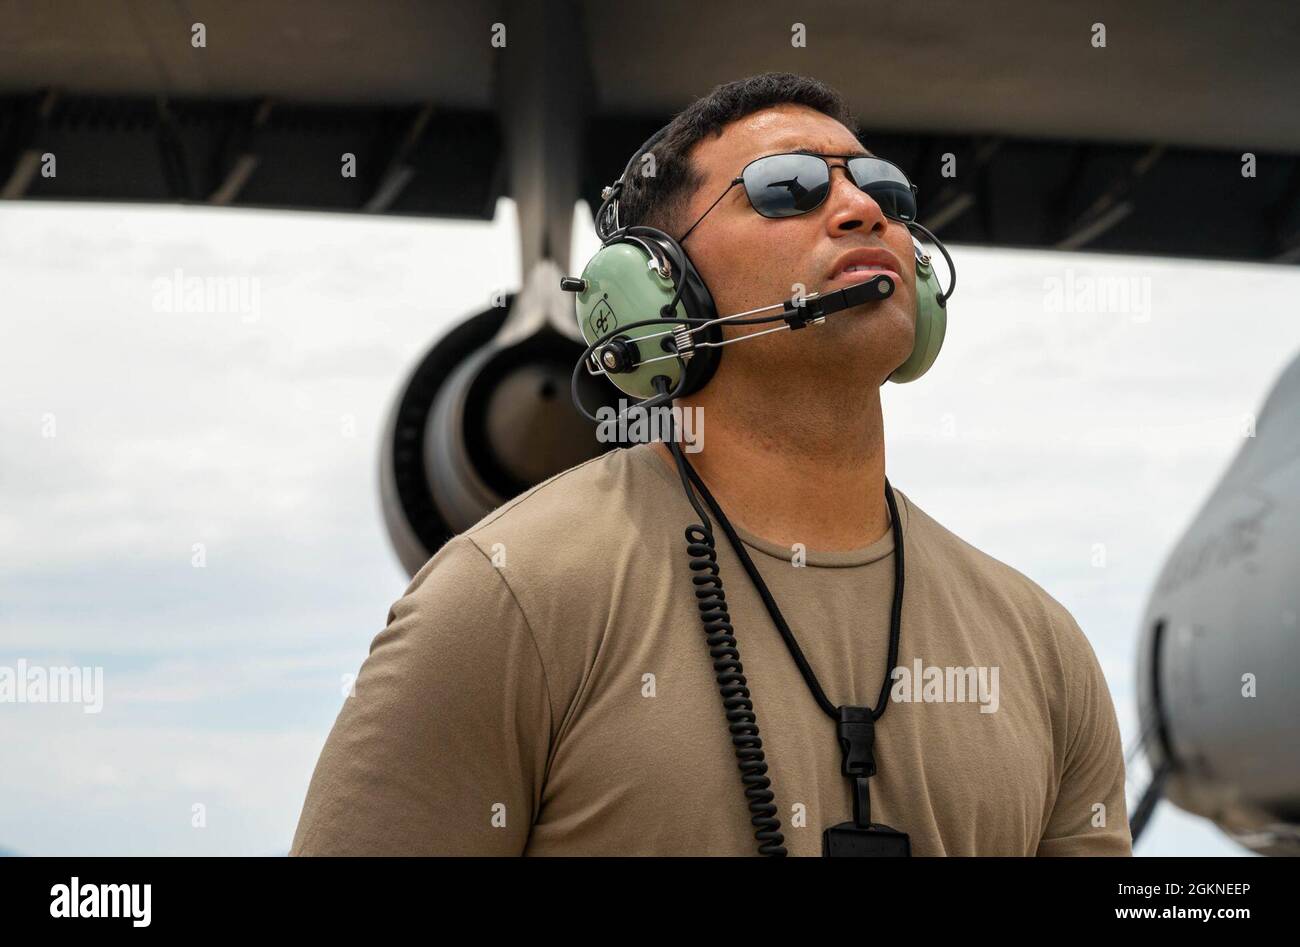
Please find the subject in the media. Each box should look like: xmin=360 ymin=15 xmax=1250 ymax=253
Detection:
xmin=824 ymin=247 xmax=905 ymax=291
xmin=823 ymin=266 xmax=902 ymax=290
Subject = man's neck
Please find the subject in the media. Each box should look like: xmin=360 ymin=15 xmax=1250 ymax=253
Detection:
xmin=648 ymin=381 xmax=891 ymax=552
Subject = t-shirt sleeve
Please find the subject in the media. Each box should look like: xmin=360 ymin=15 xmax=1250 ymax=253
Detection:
xmin=1036 ymin=609 xmax=1133 ymax=856
xmin=289 ymin=535 xmax=554 ymax=855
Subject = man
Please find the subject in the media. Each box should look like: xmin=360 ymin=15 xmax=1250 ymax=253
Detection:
xmin=290 ymin=73 xmax=1131 ymax=856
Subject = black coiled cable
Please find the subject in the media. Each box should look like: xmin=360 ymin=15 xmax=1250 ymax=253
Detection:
xmin=684 ymin=522 xmax=787 ymax=856
xmin=655 ymin=376 xmax=787 ymax=857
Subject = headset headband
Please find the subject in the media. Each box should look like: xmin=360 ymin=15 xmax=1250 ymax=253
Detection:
xmin=597 ymin=124 xmax=672 ymax=241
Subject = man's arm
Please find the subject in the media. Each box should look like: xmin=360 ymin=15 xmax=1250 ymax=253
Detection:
xmin=1036 ymin=610 xmax=1133 ymax=856
xmin=290 ymin=536 xmax=554 ymax=855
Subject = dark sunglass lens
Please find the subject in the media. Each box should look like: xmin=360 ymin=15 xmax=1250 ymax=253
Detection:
xmin=742 ymin=154 xmax=830 ymax=218
xmin=847 ymin=157 xmax=916 ymax=221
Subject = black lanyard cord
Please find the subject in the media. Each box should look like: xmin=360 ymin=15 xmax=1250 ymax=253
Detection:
xmin=674 ymin=449 xmax=906 ymax=725
xmin=655 ymin=377 xmax=908 ymax=855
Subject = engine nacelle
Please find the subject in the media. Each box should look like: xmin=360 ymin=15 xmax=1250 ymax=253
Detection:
xmin=1136 ymin=351 xmax=1300 ymax=854
xmin=379 ymin=261 xmax=621 ymax=575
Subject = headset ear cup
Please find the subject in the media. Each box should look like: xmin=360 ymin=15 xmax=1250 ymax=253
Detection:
xmin=889 ymin=259 xmax=947 ymax=384
xmin=571 ymin=228 xmax=722 ymax=401
xmin=645 ymin=230 xmax=721 ymax=397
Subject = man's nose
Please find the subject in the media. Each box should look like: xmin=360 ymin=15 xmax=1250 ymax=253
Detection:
xmin=824 ymin=163 xmax=888 ymax=234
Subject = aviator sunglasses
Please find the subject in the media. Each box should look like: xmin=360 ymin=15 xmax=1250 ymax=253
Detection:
xmin=679 ymin=151 xmax=918 ymax=242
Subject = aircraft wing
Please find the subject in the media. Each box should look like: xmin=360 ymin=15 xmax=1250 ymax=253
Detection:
xmin=2 ymin=0 xmax=1298 ymax=262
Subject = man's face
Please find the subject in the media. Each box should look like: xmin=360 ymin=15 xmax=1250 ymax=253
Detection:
xmin=677 ymin=103 xmax=918 ymax=389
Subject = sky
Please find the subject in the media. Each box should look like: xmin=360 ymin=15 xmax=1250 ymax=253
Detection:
xmin=3 ymin=198 xmax=1299 ymax=856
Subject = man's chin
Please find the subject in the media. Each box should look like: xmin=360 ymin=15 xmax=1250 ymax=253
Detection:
xmin=831 ymin=301 xmax=914 ymax=344
xmin=724 ymin=302 xmax=912 ymax=373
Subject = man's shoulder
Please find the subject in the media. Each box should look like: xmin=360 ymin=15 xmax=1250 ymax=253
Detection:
xmin=464 ymin=444 xmax=639 ymax=532
xmin=898 ymin=489 xmax=1085 ymax=645
xmin=429 ymin=445 xmax=666 ymax=582
xmin=397 ymin=446 xmax=659 ymax=625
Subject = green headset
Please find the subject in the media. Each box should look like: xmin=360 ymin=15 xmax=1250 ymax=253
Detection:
xmin=563 ymin=124 xmax=955 ymax=415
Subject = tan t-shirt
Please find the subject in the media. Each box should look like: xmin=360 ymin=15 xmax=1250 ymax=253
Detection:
xmin=290 ymin=442 xmax=1131 ymax=856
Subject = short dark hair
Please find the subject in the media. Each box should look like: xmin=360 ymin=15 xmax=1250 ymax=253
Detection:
xmin=617 ymin=72 xmax=859 ymax=239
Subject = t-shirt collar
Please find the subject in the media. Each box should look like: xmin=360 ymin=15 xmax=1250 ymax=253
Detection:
xmin=628 ymin=442 xmax=908 ymax=569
